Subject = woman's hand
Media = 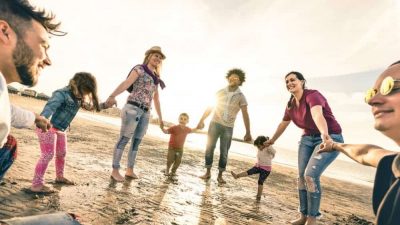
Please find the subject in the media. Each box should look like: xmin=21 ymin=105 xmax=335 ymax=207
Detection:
xmin=318 ymin=139 xmax=336 ymax=153
xmin=105 ymin=96 xmax=117 ymax=108
xmin=264 ymin=139 xmax=274 ymax=147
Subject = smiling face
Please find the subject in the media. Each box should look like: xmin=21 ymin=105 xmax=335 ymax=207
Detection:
xmin=285 ymin=73 xmax=304 ymax=93
xmin=227 ymin=73 xmax=241 ymax=88
xmin=367 ymin=63 xmax=400 ymax=144
xmin=178 ymin=114 xmax=189 ymax=126
xmin=12 ymin=20 xmax=51 ymax=87
xmin=147 ymin=53 xmax=163 ymax=68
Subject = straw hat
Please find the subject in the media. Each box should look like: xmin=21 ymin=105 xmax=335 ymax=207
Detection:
xmin=145 ymin=46 xmax=166 ymax=59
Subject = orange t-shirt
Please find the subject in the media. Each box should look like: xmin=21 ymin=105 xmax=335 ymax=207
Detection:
xmin=168 ymin=125 xmax=192 ymax=149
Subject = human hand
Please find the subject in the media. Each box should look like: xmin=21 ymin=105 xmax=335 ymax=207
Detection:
xmin=196 ymin=121 xmax=205 ymax=130
xmin=105 ymin=96 xmax=117 ymax=108
xmin=243 ymin=133 xmax=252 ymax=142
xmin=159 ymin=120 xmax=164 ymax=129
xmin=318 ymin=139 xmax=336 ymax=153
xmin=35 ymin=115 xmax=51 ymax=132
xmin=264 ymin=139 xmax=274 ymax=147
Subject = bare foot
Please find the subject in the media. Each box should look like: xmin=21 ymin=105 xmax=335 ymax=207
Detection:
xmin=217 ymin=176 xmax=226 ymax=184
xmin=305 ymin=217 xmax=317 ymax=225
xmin=29 ymin=185 xmax=56 ymax=194
xmin=231 ymin=171 xmax=238 ymax=179
xmin=111 ymin=171 xmax=125 ymax=182
xmin=125 ymin=173 xmax=138 ymax=179
xmin=199 ymin=173 xmax=211 ymax=180
xmin=256 ymin=195 xmax=261 ymax=202
xmin=290 ymin=214 xmax=307 ymax=225
xmin=55 ymin=177 xmax=75 ymax=185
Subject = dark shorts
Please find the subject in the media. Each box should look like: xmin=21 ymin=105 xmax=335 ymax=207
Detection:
xmin=0 ymin=135 xmax=17 ymax=180
xmin=247 ymin=166 xmax=271 ymax=185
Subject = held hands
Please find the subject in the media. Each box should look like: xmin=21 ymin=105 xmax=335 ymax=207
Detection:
xmin=243 ymin=133 xmax=252 ymax=143
xmin=196 ymin=121 xmax=205 ymax=130
xmin=34 ymin=115 xmax=51 ymax=132
xmin=263 ymin=139 xmax=274 ymax=147
xmin=318 ymin=135 xmax=336 ymax=153
xmin=104 ymin=96 xmax=117 ymax=108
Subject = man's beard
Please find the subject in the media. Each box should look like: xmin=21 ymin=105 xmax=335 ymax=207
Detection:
xmin=12 ymin=38 xmax=36 ymax=87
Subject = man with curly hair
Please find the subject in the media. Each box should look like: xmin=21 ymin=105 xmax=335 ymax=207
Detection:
xmin=197 ymin=68 xmax=252 ymax=184
xmin=0 ymin=0 xmax=63 ymax=180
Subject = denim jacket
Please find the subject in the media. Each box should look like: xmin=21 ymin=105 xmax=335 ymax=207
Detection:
xmin=40 ymin=86 xmax=80 ymax=131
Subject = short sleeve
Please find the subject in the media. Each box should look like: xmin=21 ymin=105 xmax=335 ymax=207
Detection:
xmin=283 ymin=108 xmax=291 ymax=121
xmin=306 ymin=91 xmax=326 ymax=108
xmin=239 ymin=94 xmax=248 ymax=107
xmin=133 ymin=65 xmax=145 ymax=76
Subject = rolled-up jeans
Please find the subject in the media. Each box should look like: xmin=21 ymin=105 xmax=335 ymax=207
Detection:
xmin=112 ymin=103 xmax=150 ymax=169
xmin=204 ymin=121 xmax=233 ymax=172
xmin=297 ymin=133 xmax=344 ymax=217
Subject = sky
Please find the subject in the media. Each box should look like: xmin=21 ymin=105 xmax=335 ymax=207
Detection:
xmin=15 ymin=0 xmax=400 ymax=150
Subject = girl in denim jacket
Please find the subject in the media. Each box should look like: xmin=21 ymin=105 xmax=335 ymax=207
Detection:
xmin=29 ymin=72 xmax=102 ymax=194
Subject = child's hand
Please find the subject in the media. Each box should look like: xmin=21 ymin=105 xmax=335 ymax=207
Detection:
xmin=264 ymin=139 xmax=274 ymax=147
xmin=35 ymin=115 xmax=51 ymax=132
xmin=318 ymin=140 xmax=336 ymax=153
xmin=196 ymin=121 xmax=205 ymax=130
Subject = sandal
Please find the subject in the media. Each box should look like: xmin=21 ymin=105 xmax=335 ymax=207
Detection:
xmin=55 ymin=177 xmax=76 ymax=185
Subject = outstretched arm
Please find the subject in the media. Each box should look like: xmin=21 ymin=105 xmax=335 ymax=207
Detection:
xmin=318 ymin=143 xmax=396 ymax=167
xmin=310 ymin=105 xmax=331 ymax=141
xmin=241 ymin=105 xmax=252 ymax=142
xmin=105 ymin=69 xmax=139 ymax=108
xmin=153 ymin=89 xmax=164 ymax=129
xmin=196 ymin=107 xmax=213 ymax=129
xmin=265 ymin=120 xmax=290 ymax=146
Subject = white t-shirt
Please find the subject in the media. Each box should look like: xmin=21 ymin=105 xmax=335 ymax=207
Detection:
xmin=0 ymin=72 xmax=35 ymax=146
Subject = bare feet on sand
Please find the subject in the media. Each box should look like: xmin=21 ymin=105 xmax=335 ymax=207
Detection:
xmin=29 ymin=185 xmax=56 ymax=194
xmin=305 ymin=217 xmax=317 ymax=225
xmin=55 ymin=177 xmax=76 ymax=185
xmin=231 ymin=171 xmax=238 ymax=179
xmin=290 ymin=214 xmax=307 ymax=225
xmin=125 ymin=168 xmax=139 ymax=179
xmin=111 ymin=170 xmax=125 ymax=182
xmin=199 ymin=173 xmax=211 ymax=180
xmin=217 ymin=176 xmax=226 ymax=184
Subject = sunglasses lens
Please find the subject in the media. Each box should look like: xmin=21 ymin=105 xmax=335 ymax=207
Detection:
xmin=380 ymin=76 xmax=395 ymax=95
xmin=365 ymin=88 xmax=377 ymax=103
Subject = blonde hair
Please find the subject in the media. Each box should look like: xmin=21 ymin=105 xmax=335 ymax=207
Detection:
xmin=143 ymin=53 xmax=163 ymax=77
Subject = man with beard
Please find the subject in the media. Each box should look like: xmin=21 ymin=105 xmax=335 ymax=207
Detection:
xmin=0 ymin=0 xmax=62 ymax=180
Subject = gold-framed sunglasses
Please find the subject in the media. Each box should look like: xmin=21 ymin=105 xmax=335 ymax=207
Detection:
xmin=365 ymin=76 xmax=400 ymax=103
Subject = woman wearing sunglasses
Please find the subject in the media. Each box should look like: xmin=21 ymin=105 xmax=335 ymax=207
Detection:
xmin=319 ymin=61 xmax=400 ymax=225
xmin=264 ymin=71 xmax=344 ymax=225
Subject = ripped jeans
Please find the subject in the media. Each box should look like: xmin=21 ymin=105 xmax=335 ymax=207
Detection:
xmin=297 ymin=133 xmax=344 ymax=217
xmin=112 ymin=104 xmax=150 ymax=169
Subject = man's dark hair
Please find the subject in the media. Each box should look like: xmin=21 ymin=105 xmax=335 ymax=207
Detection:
xmin=254 ymin=135 xmax=269 ymax=146
xmin=0 ymin=0 xmax=63 ymax=37
xmin=226 ymin=68 xmax=246 ymax=85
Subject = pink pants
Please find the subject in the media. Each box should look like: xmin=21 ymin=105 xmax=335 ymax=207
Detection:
xmin=32 ymin=128 xmax=67 ymax=187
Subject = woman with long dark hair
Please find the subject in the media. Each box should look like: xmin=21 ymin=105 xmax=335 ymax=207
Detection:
xmin=265 ymin=71 xmax=344 ymax=225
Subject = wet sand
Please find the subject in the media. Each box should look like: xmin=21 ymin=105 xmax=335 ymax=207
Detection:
xmin=0 ymin=95 xmax=375 ymax=224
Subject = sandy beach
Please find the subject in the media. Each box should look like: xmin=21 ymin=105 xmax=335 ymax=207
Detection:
xmin=0 ymin=95 xmax=375 ymax=225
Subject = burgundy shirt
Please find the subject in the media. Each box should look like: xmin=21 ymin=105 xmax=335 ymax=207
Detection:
xmin=283 ymin=89 xmax=342 ymax=136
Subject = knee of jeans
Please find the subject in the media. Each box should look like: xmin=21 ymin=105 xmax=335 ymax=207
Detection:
xmin=297 ymin=176 xmax=306 ymax=190
xmin=116 ymin=136 xmax=130 ymax=149
xmin=305 ymin=175 xmax=318 ymax=193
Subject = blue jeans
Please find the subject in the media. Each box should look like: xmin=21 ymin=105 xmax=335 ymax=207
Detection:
xmin=204 ymin=122 xmax=233 ymax=172
xmin=112 ymin=104 xmax=150 ymax=169
xmin=297 ymin=133 xmax=344 ymax=217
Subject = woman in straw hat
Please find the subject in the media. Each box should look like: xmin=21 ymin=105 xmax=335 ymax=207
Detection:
xmin=105 ymin=46 xmax=166 ymax=182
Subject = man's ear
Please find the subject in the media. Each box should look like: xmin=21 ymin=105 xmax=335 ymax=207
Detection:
xmin=0 ymin=20 xmax=13 ymax=43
